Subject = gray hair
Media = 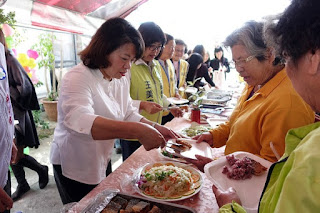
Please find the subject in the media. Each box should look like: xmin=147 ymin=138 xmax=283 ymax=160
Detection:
xmin=263 ymin=15 xmax=283 ymax=57
xmin=224 ymin=21 xmax=267 ymax=61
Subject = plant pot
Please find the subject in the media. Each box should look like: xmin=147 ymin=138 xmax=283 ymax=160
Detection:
xmin=191 ymin=109 xmax=201 ymax=123
xmin=42 ymin=100 xmax=58 ymax=122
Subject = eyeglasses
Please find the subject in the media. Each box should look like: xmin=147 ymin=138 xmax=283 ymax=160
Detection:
xmin=148 ymin=45 xmax=163 ymax=52
xmin=232 ymin=55 xmax=255 ymax=67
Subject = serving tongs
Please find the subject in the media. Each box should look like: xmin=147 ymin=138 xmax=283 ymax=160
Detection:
xmin=164 ymin=141 xmax=196 ymax=161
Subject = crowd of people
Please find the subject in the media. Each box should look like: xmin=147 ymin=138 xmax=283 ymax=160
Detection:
xmin=1 ymin=0 xmax=320 ymax=212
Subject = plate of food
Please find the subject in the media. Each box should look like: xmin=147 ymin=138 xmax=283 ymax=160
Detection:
xmin=204 ymin=151 xmax=272 ymax=213
xmin=135 ymin=161 xmax=203 ymax=202
xmin=180 ymin=122 xmax=212 ymax=137
xmin=160 ymin=138 xmax=213 ymax=161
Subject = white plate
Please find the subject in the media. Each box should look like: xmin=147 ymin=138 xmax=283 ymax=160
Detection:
xmin=204 ymin=152 xmax=272 ymax=213
xmin=167 ymin=97 xmax=189 ymax=105
xmin=206 ymin=117 xmax=227 ymax=128
xmin=202 ymin=97 xmax=231 ymax=105
xmin=159 ymin=139 xmax=213 ymax=161
xmin=179 ymin=122 xmax=211 ymax=137
xmin=134 ymin=161 xmax=203 ymax=202
xmin=185 ymin=87 xmax=198 ymax=94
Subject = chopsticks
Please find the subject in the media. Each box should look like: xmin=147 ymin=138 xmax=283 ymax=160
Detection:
xmin=163 ymin=146 xmax=195 ymax=161
xmin=270 ymin=141 xmax=281 ymax=160
xmin=162 ymin=104 xmax=188 ymax=111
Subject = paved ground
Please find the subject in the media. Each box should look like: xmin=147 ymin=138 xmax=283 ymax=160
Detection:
xmin=10 ymin=121 xmax=123 ymax=213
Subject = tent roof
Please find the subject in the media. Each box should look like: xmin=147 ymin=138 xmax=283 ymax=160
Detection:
xmin=2 ymin=0 xmax=149 ymax=34
xmin=34 ymin=0 xmax=149 ymax=20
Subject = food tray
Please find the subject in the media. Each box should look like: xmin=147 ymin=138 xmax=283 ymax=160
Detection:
xmin=117 ymin=192 xmax=196 ymax=212
xmin=80 ymin=189 xmax=196 ymax=213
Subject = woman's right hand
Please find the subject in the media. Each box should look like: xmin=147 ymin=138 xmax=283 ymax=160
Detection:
xmin=137 ymin=124 xmax=166 ymax=151
xmin=140 ymin=101 xmax=162 ymax=114
xmin=193 ymin=132 xmax=214 ymax=147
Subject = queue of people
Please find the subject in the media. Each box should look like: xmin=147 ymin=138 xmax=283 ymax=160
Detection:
xmin=1 ymin=0 xmax=320 ymax=212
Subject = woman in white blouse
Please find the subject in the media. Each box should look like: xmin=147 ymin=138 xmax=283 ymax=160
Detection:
xmin=50 ymin=18 xmax=178 ymax=204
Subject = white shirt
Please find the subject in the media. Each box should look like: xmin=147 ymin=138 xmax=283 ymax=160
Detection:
xmin=50 ymin=63 xmax=142 ymax=184
xmin=0 ymin=44 xmax=14 ymax=188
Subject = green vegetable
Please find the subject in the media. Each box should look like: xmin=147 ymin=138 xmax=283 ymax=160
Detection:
xmin=161 ymin=150 xmax=173 ymax=158
xmin=144 ymin=173 xmax=152 ymax=181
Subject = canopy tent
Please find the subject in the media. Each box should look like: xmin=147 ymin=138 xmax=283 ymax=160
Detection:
xmin=2 ymin=0 xmax=149 ymax=35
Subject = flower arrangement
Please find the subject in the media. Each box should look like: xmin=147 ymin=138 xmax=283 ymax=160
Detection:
xmin=14 ymin=50 xmax=42 ymax=87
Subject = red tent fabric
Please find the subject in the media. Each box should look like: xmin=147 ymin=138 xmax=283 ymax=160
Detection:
xmin=30 ymin=0 xmax=149 ymax=33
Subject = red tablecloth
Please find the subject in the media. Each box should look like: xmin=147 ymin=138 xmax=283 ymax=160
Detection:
xmin=71 ymin=117 xmax=225 ymax=212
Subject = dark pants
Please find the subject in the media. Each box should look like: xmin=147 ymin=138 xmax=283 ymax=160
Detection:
xmin=161 ymin=113 xmax=174 ymax=125
xmin=53 ymin=162 xmax=112 ymax=205
xmin=1 ymin=171 xmax=11 ymax=213
xmin=120 ymin=139 xmax=141 ymax=161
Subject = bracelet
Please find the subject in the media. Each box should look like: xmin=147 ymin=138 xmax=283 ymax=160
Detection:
xmin=151 ymin=122 xmax=157 ymax=128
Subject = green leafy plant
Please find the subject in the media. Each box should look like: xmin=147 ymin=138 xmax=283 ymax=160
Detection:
xmin=32 ymin=33 xmax=58 ymax=101
xmin=0 ymin=9 xmax=16 ymax=26
xmin=187 ymin=77 xmax=202 ymax=87
xmin=11 ymin=28 xmax=27 ymax=47
xmin=32 ymin=110 xmax=49 ymax=130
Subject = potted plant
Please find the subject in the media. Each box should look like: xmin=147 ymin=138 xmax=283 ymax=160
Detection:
xmin=32 ymin=33 xmax=58 ymax=121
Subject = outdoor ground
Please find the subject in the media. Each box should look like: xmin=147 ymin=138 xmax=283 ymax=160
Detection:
xmin=10 ymin=116 xmax=123 ymax=213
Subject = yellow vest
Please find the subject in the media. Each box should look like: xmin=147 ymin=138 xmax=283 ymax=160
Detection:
xmin=130 ymin=60 xmax=163 ymax=124
xmin=177 ymin=59 xmax=189 ymax=89
xmin=157 ymin=59 xmax=176 ymax=98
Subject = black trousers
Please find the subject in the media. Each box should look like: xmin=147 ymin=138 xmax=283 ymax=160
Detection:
xmin=53 ymin=162 xmax=112 ymax=205
xmin=120 ymin=139 xmax=141 ymax=161
xmin=1 ymin=171 xmax=11 ymax=213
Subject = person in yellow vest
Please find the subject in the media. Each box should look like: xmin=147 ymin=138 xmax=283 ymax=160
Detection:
xmin=171 ymin=39 xmax=189 ymax=98
xmin=157 ymin=34 xmax=183 ymax=124
xmin=121 ymin=22 xmax=181 ymax=160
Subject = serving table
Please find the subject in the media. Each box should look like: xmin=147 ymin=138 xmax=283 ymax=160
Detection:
xmin=70 ymin=116 xmax=227 ymax=212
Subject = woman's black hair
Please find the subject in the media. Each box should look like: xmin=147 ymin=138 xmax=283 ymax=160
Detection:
xmin=186 ymin=53 xmax=203 ymax=82
xmin=138 ymin=22 xmax=166 ymax=47
xmin=79 ymin=17 xmax=144 ymax=69
xmin=273 ymin=0 xmax=320 ymax=63
xmin=193 ymin=45 xmax=205 ymax=58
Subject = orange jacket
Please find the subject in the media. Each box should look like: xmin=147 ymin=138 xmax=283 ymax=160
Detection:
xmin=210 ymin=69 xmax=314 ymax=162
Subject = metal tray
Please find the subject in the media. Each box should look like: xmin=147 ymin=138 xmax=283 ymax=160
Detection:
xmin=81 ymin=189 xmax=196 ymax=213
xmin=116 ymin=192 xmax=196 ymax=213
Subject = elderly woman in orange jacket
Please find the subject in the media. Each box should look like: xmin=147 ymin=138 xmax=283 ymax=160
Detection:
xmin=188 ymin=21 xmax=314 ymax=171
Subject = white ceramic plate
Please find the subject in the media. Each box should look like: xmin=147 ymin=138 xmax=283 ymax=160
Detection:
xmin=204 ymin=152 xmax=272 ymax=213
xmin=134 ymin=161 xmax=203 ymax=202
xmin=167 ymin=97 xmax=189 ymax=105
xmin=159 ymin=139 xmax=213 ymax=161
xmin=206 ymin=117 xmax=227 ymax=128
xmin=179 ymin=122 xmax=212 ymax=137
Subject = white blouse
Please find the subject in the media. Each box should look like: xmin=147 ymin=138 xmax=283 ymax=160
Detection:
xmin=50 ymin=63 xmax=142 ymax=184
xmin=0 ymin=44 xmax=14 ymax=188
